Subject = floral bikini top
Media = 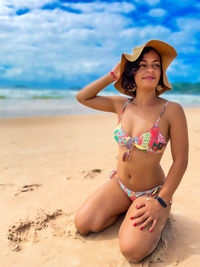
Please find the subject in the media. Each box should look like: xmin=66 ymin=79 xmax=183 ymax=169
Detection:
xmin=114 ymin=98 xmax=169 ymax=161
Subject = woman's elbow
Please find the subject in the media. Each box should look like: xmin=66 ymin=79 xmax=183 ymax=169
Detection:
xmin=76 ymin=92 xmax=81 ymax=102
xmin=76 ymin=92 xmax=85 ymax=104
xmin=182 ymin=158 xmax=188 ymax=170
xmin=174 ymin=157 xmax=188 ymax=170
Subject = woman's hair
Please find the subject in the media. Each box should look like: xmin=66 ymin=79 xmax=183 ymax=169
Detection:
xmin=121 ymin=46 xmax=164 ymax=96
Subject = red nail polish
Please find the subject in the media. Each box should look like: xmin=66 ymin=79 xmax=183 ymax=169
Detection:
xmin=130 ymin=217 xmax=134 ymax=220
xmin=140 ymin=226 xmax=143 ymax=231
xmin=133 ymin=223 xmax=137 ymax=227
xmin=150 ymin=229 xmax=152 ymax=233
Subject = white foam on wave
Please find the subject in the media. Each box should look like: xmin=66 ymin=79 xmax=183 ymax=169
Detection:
xmin=0 ymin=88 xmax=200 ymax=118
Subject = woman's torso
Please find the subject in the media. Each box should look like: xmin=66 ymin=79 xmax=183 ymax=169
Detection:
xmin=114 ymin=97 xmax=170 ymax=191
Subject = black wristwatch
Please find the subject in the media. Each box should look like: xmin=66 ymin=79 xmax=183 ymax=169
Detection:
xmin=155 ymin=196 xmax=167 ymax=208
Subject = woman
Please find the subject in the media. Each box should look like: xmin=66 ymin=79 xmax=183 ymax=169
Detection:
xmin=74 ymin=40 xmax=188 ymax=263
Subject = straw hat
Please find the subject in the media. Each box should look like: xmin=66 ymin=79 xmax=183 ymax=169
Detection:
xmin=114 ymin=40 xmax=177 ymax=96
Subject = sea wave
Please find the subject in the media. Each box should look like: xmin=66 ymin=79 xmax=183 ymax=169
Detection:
xmin=0 ymin=87 xmax=200 ymax=118
xmin=0 ymin=88 xmax=77 ymax=99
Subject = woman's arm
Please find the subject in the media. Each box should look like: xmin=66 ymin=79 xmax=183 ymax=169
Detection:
xmin=76 ymin=63 xmax=125 ymax=113
xmin=157 ymin=102 xmax=189 ymax=203
xmin=130 ymin=102 xmax=189 ymax=232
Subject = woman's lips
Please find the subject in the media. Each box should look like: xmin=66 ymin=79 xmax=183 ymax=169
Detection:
xmin=143 ymin=76 xmax=156 ymax=80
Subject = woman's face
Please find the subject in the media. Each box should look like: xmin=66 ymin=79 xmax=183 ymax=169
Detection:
xmin=134 ymin=50 xmax=161 ymax=90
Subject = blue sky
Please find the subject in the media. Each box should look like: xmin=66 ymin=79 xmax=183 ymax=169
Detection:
xmin=0 ymin=0 xmax=200 ymax=89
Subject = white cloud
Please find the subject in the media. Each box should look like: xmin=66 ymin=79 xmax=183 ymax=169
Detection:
xmin=63 ymin=1 xmax=136 ymax=14
xmin=170 ymin=18 xmax=200 ymax=53
xmin=148 ymin=8 xmax=167 ymax=17
xmin=0 ymin=1 xmax=199 ymax=84
xmin=3 ymin=0 xmax=53 ymax=10
xmin=176 ymin=17 xmax=200 ymax=32
xmin=0 ymin=4 xmax=134 ymax=82
xmin=120 ymin=25 xmax=171 ymax=40
xmin=168 ymin=58 xmax=199 ymax=81
xmin=0 ymin=3 xmax=14 ymax=16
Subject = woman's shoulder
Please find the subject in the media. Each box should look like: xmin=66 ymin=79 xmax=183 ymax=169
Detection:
xmin=167 ymin=100 xmax=184 ymax=112
xmin=164 ymin=100 xmax=185 ymax=123
xmin=158 ymin=97 xmax=185 ymax=121
xmin=159 ymin=97 xmax=183 ymax=111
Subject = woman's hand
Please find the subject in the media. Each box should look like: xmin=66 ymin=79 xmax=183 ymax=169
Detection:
xmin=130 ymin=197 xmax=168 ymax=232
xmin=111 ymin=62 xmax=121 ymax=79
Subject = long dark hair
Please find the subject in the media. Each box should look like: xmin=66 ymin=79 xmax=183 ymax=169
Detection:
xmin=121 ymin=46 xmax=164 ymax=96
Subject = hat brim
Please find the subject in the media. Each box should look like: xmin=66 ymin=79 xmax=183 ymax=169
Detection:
xmin=114 ymin=40 xmax=177 ymax=96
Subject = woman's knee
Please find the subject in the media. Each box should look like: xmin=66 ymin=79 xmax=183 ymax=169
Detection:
xmin=74 ymin=209 xmax=91 ymax=235
xmin=74 ymin=209 xmax=106 ymax=234
xmin=119 ymin=240 xmax=149 ymax=263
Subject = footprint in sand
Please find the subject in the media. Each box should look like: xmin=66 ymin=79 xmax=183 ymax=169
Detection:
xmin=66 ymin=169 xmax=102 ymax=180
xmin=66 ymin=176 xmax=73 ymax=180
xmin=7 ymin=219 xmax=36 ymax=251
xmin=14 ymin=184 xmax=41 ymax=196
xmin=7 ymin=209 xmax=63 ymax=251
xmin=82 ymin=168 xmax=102 ymax=179
xmin=7 ymin=209 xmax=85 ymax=252
xmin=0 ymin=183 xmax=15 ymax=189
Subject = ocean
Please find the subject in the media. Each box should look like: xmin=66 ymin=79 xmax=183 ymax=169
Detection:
xmin=0 ymin=87 xmax=200 ymax=118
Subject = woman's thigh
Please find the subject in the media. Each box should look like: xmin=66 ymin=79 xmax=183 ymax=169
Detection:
xmin=74 ymin=177 xmax=132 ymax=234
xmin=119 ymin=195 xmax=171 ymax=263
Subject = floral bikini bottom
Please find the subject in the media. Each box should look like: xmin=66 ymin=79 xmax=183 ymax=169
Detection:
xmin=109 ymin=170 xmax=162 ymax=201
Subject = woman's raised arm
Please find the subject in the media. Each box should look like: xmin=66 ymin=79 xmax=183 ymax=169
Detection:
xmin=76 ymin=63 xmax=125 ymax=113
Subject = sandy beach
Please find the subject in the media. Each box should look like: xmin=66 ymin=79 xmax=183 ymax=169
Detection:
xmin=0 ymin=107 xmax=200 ymax=267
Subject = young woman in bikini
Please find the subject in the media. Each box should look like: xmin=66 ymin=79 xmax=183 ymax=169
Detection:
xmin=74 ymin=40 xmax=188 ymax=263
